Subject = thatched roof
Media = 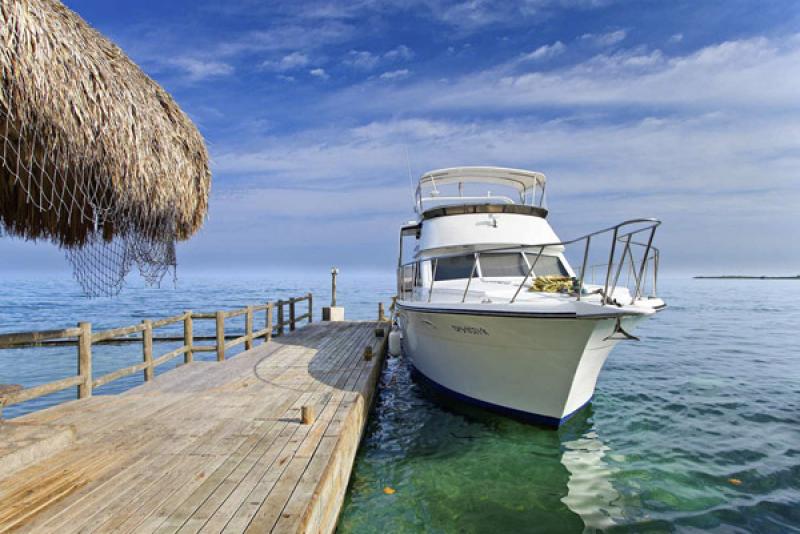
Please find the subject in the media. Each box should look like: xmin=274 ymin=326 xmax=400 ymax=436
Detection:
xmin=0 ymin=0 xmax=210 ymax=247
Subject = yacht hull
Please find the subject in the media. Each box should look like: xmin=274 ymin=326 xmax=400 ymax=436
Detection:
xmin=397 ymin=304 xmax=643 ymax=426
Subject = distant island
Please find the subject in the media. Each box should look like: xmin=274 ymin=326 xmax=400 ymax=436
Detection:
xmin=694 ymin=275 xmax=800 ymax=280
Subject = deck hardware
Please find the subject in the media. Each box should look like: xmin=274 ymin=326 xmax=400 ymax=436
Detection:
xmin=603 ymin=318 xmax=640 ymax=341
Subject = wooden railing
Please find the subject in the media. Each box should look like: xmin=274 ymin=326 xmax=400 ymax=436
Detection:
xmin=0 ymin=293 xmax=313 ymax=413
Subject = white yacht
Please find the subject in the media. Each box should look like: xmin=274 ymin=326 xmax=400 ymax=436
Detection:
xmin=395 ymin=167 xmax=665 ymax=426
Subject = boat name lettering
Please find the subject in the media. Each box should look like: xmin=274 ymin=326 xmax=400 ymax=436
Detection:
xmin=451 ymin=325 xmax=489 ymax=336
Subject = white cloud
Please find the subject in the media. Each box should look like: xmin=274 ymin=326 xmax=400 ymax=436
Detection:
xmin=344 ymin=50 xmax=379 ymax=70
xmin=384 ymin=44 xmax=414 ymax=61
xmin=167 ymin=57 xmax=234 ymax=81
xmin=581 ymin=29 xmax=627 ymax=47
xmin=262 ymin=51 xmax=310 ymax=71
xmin=378 ymin=69 xmax=410 ymax=80
xmin=309 ymin=67 xmax=330 ymax=80
xmin=344 ymin=45 xmax=414 ymax=70
xmin=520 ymin=41 xmax=566 ymax=61
xmin=328 ymin=35 xmax=800 ymax=113
xmin=669 ymin=33 xmax=684 ymax=44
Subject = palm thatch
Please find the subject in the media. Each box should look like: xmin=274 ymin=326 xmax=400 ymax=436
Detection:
xmin=0 ymin=0 xmax=210 ymax=248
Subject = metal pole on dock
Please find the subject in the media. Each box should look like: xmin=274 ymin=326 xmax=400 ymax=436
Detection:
xmin=331 ymin=267 xmax=339 ymax=307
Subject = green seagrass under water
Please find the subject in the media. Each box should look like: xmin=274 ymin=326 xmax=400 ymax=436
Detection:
xmin=338 ymin=279 xmax=800 ymax=533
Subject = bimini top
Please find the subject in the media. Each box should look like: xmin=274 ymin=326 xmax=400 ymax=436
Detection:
xmin=416 ymin=166 xmax=547 ymax=213
xmin=419 ymin=167 xmax=546 ymax=192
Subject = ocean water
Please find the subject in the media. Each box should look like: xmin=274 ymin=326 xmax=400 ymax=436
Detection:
xmin=1 ymin=275 xmax=798 ymax=532
xmin=0 ymin=271 xmax=394 ymax=419
xmin=338 ymin=278 xmax=800 ymax=533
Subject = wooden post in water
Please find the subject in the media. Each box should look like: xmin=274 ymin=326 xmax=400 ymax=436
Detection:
xmin=266 ymin=302 xmax=273 ymax=342
xmin=277 ymin=300 xmax=284 ymax=337
xmin=378 ymin=302 xmax=385 ymax=322
xmin=184 ymin=311 xmax=193 ymax=363
xmin=77 ymin=322 xmax=92 ymax=399
xmin=290 ymin=298 xmax=296 ymax=331
xmin=142 ymin=320 xmax=154 ymax=381
xmin=245 ymin=305 xmax=254 ymax=350
xmin=307 ymin=293 xmax=313 ymax=323
xmin=215 ymin=311 xmax=225 ymax=361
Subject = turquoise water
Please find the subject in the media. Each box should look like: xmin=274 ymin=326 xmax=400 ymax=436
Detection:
xmin=1 ymin=275 xmax=798 ymax=531
xmin=338 ymin=279 xmax=800 ymax=533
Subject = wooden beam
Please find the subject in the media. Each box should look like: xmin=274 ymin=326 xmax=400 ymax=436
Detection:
xmin=0 ymin=327 xmax=82 ymax=348
xmin=266 ymin=302 xmax=273 ymax=342
xmin=184 ymin=311 xmax=193 ymax=364
xmin=215 ymin=311 xmax=225 ymax=361
xmin=142 ymin=320 xmax=154 ymax=382
xmin=277 ymin=300 xmax=284 ymax=337
xmin=77 ymin=322 xmax=92 ymax=399
xmin=245 ymin=306 xmax=254 ymax=350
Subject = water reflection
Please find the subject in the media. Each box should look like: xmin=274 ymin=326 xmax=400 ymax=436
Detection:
xmin=559 ymin=412 xmax=625 ymax=530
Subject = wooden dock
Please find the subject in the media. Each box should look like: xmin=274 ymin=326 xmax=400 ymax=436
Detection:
xmin=0 ymin=320 xmax=387 ymax=533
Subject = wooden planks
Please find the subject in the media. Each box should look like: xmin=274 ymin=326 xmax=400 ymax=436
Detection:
xmin=0 ymin=321 xmax=387 ymax=534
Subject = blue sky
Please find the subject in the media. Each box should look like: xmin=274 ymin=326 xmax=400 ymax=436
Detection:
xmin=3 ymin=0 xmax=799 ymax=276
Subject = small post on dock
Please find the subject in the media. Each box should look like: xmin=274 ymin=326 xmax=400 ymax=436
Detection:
xmin=184 ymin=311 xmax=193 ymax=363
xmin=77 ymin=322 xmax=92 ymax=399
xmin=378 ymin=302 xmax=386 ymax=322
xmin=290 ymin=298 xmax=296 ymax=331
xmin=245 ymin=305 xmax=254 ymax=350
xmin=331 ymin=267 xmax=338 ymax=307
xmin=301 ymin=405 xmax=315 ymax=425
xmin=323 ymin=267 xmax=345 ymax=321
xmin=266 ymin=302 xmax=274 ymax=342
xmin=215 ymin=311 xmax=225 ymax=361
xmin=142 ymin=320 xmax=154 ymax=382
xmin=307 ymin=292 xmax=313 ymax=323
xmin=277 ymin=300 xmax=284 ymax=336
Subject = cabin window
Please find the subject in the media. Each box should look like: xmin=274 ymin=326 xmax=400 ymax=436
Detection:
xmin=479 ymin=253 xmax=528 ymax=278
xmin=433 ymin=255 xmax=478 ymax=281
xmin=527 ymin=254 xmax=569 ymax=277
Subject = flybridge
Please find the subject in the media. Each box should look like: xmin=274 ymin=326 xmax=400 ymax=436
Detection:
xmin=415 ymin=166 xmax=547 ymax=213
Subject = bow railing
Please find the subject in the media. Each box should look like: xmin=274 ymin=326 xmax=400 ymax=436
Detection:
xmin=397 ymin=218 xmax=661 ymax=306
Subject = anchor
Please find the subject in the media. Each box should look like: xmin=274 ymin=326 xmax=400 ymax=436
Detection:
xmin=603 ymin=317 xmax=640 ymax=341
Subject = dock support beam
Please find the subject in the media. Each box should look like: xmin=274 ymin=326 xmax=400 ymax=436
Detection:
xmin=216 ymin=311 xmax=225 ymax=361
xmin=142 ymin=320 xmax=154 ymax=382
xmin=77 ymin=322 xmax=92 ymax=399
xmin=184 ymin=311 xmax=193 ymax=363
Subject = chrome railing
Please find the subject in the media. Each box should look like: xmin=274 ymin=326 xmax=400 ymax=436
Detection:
xmin=397 ymin=218 xmax=661 ymax=306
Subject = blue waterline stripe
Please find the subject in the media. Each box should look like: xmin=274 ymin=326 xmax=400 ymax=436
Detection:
xmin=409 ymin=363 xmax=592 ymax=428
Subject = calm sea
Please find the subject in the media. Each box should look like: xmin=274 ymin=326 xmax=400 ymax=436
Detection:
xmin=1 ymin=275 xmax=798 ymax=532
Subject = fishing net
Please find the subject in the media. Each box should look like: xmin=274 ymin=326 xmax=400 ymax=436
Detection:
xmin=0 ymin=105 xmax=178 ymax=297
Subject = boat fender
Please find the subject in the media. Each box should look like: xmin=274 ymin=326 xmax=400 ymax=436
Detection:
xmin=388 ymin=329 xmax=402 ymax=356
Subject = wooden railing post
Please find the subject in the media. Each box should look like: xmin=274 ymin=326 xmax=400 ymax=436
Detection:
xmin=142 ymin=320 xmax=154 ymax=381
xmin=307 ymin=293 xmax=313 ymax=324
xmin=245 ymin=305 xmax=254 ymax=350
xmin=378 ymin=302 xmax=385 ymax=322
xmin=266 ymin=302 xmax=273 ymax=342
xmin=290 ymin=298 xmax=296 ymax=331
xmin=216 ymin=311 xmax=225 ymax=361
xmin=77 ymin=322 xmax=92 ymax=399
xmin=277 ymin=300 xmax=284 ymax=337
xmin=184 ymin=311 xmax=193 ymax=363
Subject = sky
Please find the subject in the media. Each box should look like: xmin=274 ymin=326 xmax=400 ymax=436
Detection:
xmin=2 ymin=0 xmax=799 ymax=278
